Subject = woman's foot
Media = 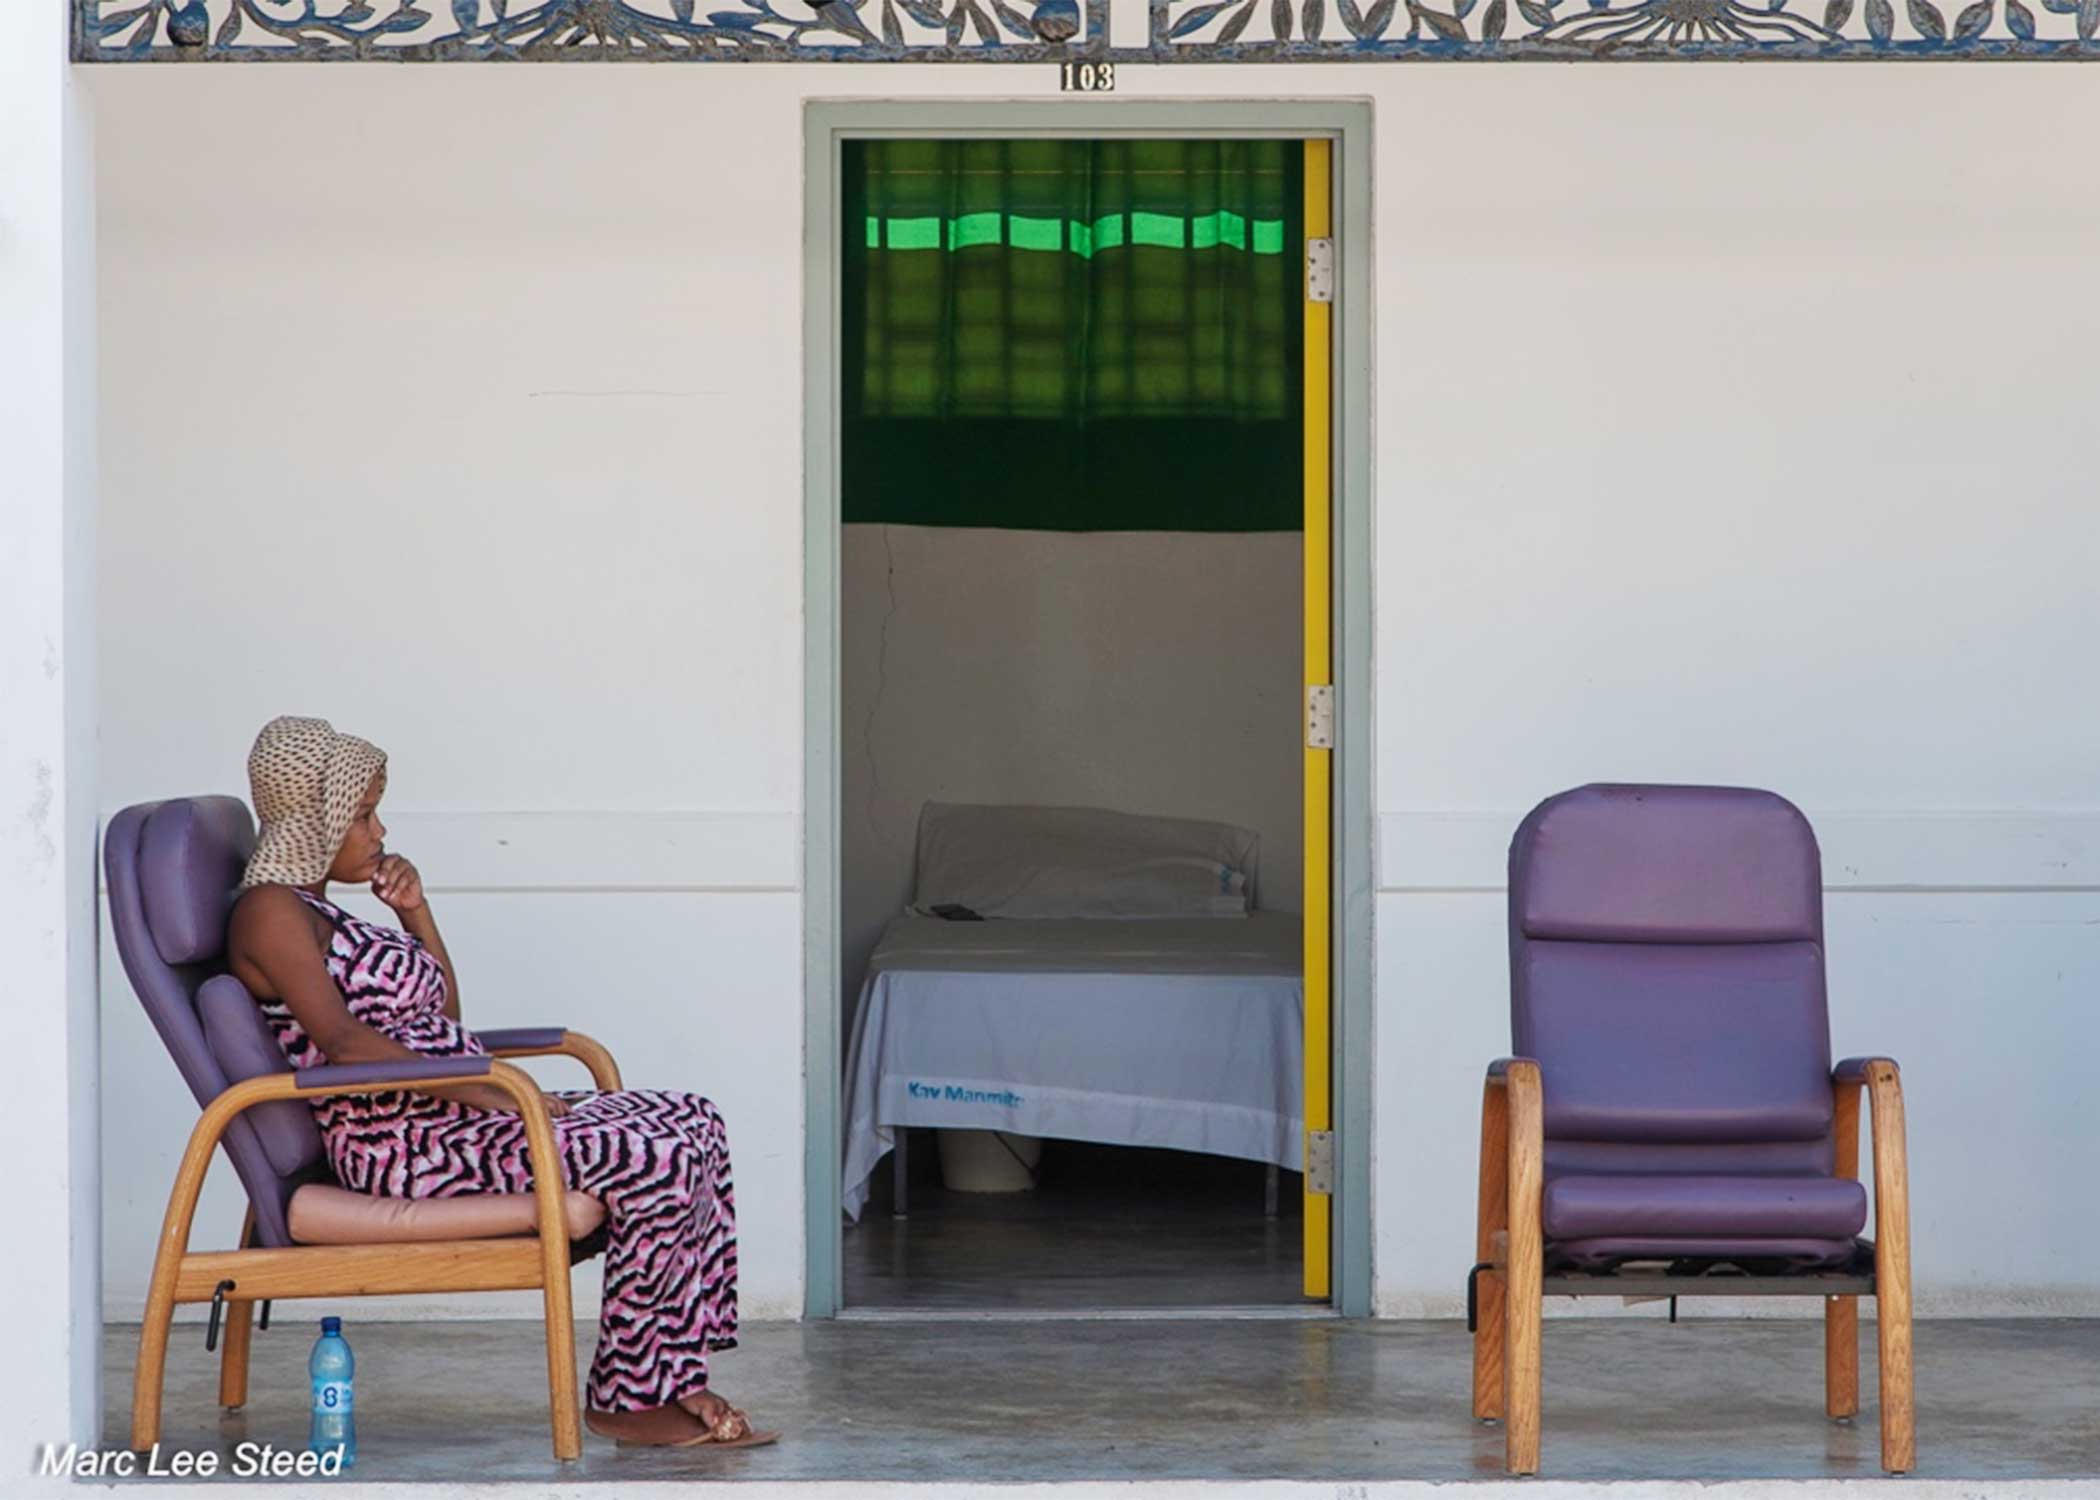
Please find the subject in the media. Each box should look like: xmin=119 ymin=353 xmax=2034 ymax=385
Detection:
xmin=585 ymin=1404 xmax=713 ymax=1447
xmin=677 ymin=1388 xmax=781 ymax=1448
xmin=676 ymin=1389 xmax=752 ymax=1442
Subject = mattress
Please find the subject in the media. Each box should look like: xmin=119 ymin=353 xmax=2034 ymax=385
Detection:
xmin=841 ymin=912 xmax=1304 ymax=1221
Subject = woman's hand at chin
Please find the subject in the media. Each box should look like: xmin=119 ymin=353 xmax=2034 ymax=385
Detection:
xmin=372 ymin=853 xmax=426 ymax=915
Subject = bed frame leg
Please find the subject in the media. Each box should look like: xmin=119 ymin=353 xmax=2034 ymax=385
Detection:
xmin=1264 ymin=1164 xmax=1280 ymax=1219
xmin=892 ymin=1130 xmax=909 ymax=1220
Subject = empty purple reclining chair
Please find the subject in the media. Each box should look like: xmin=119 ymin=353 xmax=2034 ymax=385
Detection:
xmin=1471 ymin=785 xmax=1913 ymax=1476
xmin=107 ymin=795 xmax=625 ymax=1460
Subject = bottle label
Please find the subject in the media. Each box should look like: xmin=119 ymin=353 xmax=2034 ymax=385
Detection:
xmin=313 ymin=1380 xmax=354 ymax=1415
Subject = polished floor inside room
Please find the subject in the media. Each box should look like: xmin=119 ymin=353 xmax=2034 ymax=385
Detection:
xmin=844 ymin=1137 xmax=1305 ymax=1311
xmin=104 ymin=1316 xmax=2100 ymax=1487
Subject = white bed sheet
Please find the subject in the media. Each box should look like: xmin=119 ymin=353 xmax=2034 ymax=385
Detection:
xmin=842 ymin=913 xmax=1304 ymax=1221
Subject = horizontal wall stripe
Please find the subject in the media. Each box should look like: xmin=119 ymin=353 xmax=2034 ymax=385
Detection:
xmin=1377 ymin=811 xmax=2100 ymax=894
xmin=96 ymin=809 xmax=801 ymax=895
xmin=378 ymin=811 xmax=800 ymax=893
xmin=100 ymin=807 xmax=2098 ymax=896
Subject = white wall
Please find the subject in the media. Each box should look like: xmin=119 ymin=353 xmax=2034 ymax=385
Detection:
xmin=840 ymin=523 xmax=1302 ymax=1010
xmin=1350 ymin=66 xmax=2100 ymax=1315
xmin=92 ymin=68 xmax=807 ymax=1320
xmin=91 ymin=64 xmax=2100 ymax=1326
xmin=3 ymin=0 xmax=100 ymax=1472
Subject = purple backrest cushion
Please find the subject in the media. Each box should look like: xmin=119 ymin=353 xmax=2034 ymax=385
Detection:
xmin=106 ymin=797 xmax=310 ymax=1247
xmin=138 ymin=799 xmax=252 ymax=965
xmin=1510 ymin=785 xmax=1834 ymax=1147
xmin=1512 ymin=784 xmax=1821 ymax=945
xmin=198 ymin=975 xmax=326 ymax=1180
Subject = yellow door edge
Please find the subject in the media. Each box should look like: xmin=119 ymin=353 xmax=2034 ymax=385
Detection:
xmin=1302 ymin=137 xmax=1333 ymax=1303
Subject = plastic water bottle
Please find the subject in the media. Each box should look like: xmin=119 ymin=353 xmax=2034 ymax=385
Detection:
xmin=308 ymin=1316 xmax=356 ymax=1468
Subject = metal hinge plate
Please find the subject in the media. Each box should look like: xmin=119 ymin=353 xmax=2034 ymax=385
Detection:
xmin=1306 ymin=684 xmax=1335 ymax=750
xmin=1306 ymin=1130 xmax=1335 ymax=1195
xmin=1306 ymin=237 xmax=1335 ymax=304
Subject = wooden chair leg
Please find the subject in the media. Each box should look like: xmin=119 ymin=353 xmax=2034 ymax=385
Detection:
xmin=1868 ymin=1061 xmax=1915 ymax=1474
xmin=1473 ymin=1076 xmax=1510 ymax=1423
xmin=541 ymin=1279 xmax=582 ymax=1461
xmin=1876 ymin=1273 xmax=1915 ymax=1474
xmin=219 ymin=1206 xmax=258 ymax=1411
xmin=134 ymin=1101 xmax=224 ymax=1451
xmin=131 ymin=1260 xmax=178 ymax=1451
xmin=1502 ymin=1061 xmax=1544 ymax=1476
xmin=515 ymin=1077 xmax=584 ymax=1462
xmin=1473 ymin=1269 xmax=1507 ymax=1423
xmin=219 ymin=1300 xmax=257 ymax=1411
xmin=1827 ymin=1074 xmax=1862 ymax=1421
xmin=1824 ymin=1295 xmax=1859 ymax=1421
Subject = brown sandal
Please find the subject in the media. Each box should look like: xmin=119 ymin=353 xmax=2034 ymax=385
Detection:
xmin=587 ymin=1405 xmax=717 ymax=1447
xmin=674 ymin=1407 xmax=780 ymax=1450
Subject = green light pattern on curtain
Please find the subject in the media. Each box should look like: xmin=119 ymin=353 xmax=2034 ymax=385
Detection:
xmin=863 ymin=210 xmax=1290 ymax=259
xmin=842 ymin=138 xmax=1303 ymax=533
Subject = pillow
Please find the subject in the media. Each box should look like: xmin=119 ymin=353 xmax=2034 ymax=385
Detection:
xmin=196 ymin=974 xmax=327 ymax=1179
xmin=910 ymin=802 xmax=1259 ymax=920
xmin=139 ymin=798 xmax=254 ymax=965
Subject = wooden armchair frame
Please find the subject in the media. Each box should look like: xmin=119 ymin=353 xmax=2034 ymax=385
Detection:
xmin=1471 ymin=1057 xmax=1914 ymax=1476
xmin=134 ymin=1030 xmax=622 ymax=1463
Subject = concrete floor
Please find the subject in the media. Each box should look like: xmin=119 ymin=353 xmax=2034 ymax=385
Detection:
xmin=105 ymin=1316 xmax=2100 ymax=1486
xmin=847 ymin=1138 xmax=1304 ymax=1310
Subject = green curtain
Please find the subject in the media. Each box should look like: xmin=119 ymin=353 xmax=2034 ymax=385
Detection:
xmin=843 ymin=138 xmax=1303 ymax=533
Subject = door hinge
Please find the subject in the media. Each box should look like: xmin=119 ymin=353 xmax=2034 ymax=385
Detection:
xmin=1306 ymin=1130 xmax=1335 ymax=1195
xmin=1306 ymin=684 xmax=1335 ymax=750
xmin=1306 ymin=237 xmax=1335 ymax=304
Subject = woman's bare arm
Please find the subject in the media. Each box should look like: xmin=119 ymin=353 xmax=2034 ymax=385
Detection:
xmin=228 ymin=886 xmax=513 ymax=1114
xmin=372 ymin=855 xmax=461 ymax=1020
xmin=399 ymin=904 xmax=461 ymax=1021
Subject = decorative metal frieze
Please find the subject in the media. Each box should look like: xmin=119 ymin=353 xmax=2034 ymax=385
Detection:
xmin=1150 ymin=0 xmax=2099 ymax=54
xmin=76 ymin=0 xmax=1101 ymax=58
xmin=73 ymin=0 xmax=2100 ymax=55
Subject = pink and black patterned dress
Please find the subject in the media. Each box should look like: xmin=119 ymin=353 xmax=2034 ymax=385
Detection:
xmin=258 ymin=890 xmax=739 ymax=1414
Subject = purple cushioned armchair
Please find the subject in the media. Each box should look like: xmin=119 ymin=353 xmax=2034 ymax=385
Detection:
xmin=107 ymin=796 xmax=628 ymax=1461
xmin=1472 ymin=785 xmax=1914 ymax=1475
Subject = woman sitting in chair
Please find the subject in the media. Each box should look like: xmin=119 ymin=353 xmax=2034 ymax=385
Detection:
xmin=226 ymin=715 xmax=772 ymax=1450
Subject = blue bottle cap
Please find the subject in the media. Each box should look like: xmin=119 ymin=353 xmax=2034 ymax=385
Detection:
xmin=321 ymin=1316 xmax=342 ymax=1335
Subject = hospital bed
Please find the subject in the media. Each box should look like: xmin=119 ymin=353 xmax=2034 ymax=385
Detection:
xmin=840 ymin=803 xmax=1305 ymax=1222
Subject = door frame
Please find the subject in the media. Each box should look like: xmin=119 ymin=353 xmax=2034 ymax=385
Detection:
xmin=802 ymin=98 xmax=1375 ymax=1318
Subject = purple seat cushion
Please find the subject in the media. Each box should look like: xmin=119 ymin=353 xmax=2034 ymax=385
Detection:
xmin=1552 ymin=1236 xmax=1861 ymax=1268
xmin=197 ymin=974 xmax=326 ymax=1180
xmin=1512 ymin=784 xmax=1821 ymax=945
xmin=1544 ymin=1172 xmax=1867 ymax=1242
xmin=1517 ymin=940 xmax=1834 ymax=1143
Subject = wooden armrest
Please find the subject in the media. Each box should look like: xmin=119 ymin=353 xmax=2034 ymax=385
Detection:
xmin=1839 ymin=1058 xmax=1914 ymax=1472
xmin=1833 ymin=1055 xmax=1898 ymax=1086
xmin=1856 ymin=1060 xmax=1908 ymax=1237
xmin=483 ymin=1029 xmax=624 ymax=1093
xmin=156 ymin=1062 xmax=572 ymax=1274
xmin=1831 ymin=1058 xmax=1915 ymax=1210
xmin=1477 ymin=1058 xmax=1543 ymax=1269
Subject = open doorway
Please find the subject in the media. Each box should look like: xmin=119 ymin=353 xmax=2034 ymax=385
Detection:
xmin=802 ymin=102 xmax=1373 ymax=1320
xmin=835 ymin=135 xmax=1317 ymax=1310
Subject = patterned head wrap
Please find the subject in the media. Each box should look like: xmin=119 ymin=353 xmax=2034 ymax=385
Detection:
xmin=240 ymin=716 xmax=389 ymax=889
